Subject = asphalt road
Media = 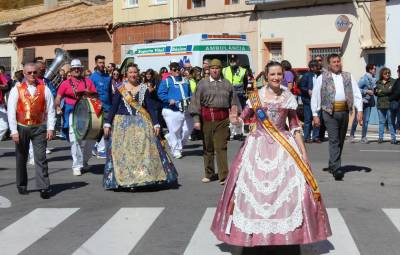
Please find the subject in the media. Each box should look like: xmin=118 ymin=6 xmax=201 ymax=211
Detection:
xmin=0 ymin=135 xmax=399 ymax=255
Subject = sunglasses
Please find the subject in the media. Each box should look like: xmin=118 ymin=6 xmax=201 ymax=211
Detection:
xmin=72 ymin=67 xmax=82 ymax=72
xmin=26 ymin=71 xmax=37 ymax=75
xmin=171 ymin=68 xmax=179 ymax=72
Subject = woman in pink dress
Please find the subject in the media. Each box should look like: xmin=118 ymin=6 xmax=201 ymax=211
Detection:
xmin=211 ymin=61 xmax=331 ymax=247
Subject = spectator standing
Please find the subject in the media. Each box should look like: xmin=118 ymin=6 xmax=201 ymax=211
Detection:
xmin=300 ymin=60 xmax=320 ymax=143
xmin=281 ymin=60 xmax=295 ymax=91
xmin=350 ymin=64 xmax=377 ymax=144
xmin=376 ymin=67 xmax=397 ymax=143
xmin=389 ymin=66 xmax=400 ymax=140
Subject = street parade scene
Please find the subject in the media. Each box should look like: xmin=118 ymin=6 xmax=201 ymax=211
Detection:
xmin=0 ymin=0 xmax=399 ymax=255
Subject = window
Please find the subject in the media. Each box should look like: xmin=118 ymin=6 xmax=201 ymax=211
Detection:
xmin=202 ymin=54 xmax=249 ymax=68
xmin=265 ymin=42 xmax=282 ymax=62
xmin=0 ymin=57 xmax=11 ymax=74
xmin=225 ymin=0 xmax=239 ymax=4
xmin=67 ymin=49 xmax=88 ymax=69
xmin=125 ymin=0 xmax=138 ymax=8
xmin=309 ymin=47 xmax=341 ymax=65
xmin=153 ymin=0 xmax=167 ymax=4
xmin=192 ymin=0 xmax=205 ymax=8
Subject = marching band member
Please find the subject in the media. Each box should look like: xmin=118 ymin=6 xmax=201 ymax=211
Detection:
xmin=0 ymin=70 xmax=8 ymax=141
xmin=55 ymin=59 xmax=97 ymax=176
xmin=89 ymin=55 xmax=112 ymax=158
xmin=158 ymin=62 xmax=193 ymax=159
xmin=7 ymin=63 xmax=55 ymax=199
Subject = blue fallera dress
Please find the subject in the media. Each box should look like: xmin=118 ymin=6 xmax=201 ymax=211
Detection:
xmin=103 ymin=82 xmax=178 ymax=190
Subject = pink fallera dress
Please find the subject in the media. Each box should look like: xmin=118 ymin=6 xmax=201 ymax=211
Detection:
xmin=211 ymin=87 xmax=332 ymax=247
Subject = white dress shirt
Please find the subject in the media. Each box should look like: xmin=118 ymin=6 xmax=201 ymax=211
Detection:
xmin=311 ymin=73 xmax=363 ymax=116
xmin=7 ymin=82 xmax=56 ymax=135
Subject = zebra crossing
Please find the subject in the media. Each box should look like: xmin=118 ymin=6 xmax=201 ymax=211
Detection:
xmin=0 ymin=207 xmax=399 ymax=255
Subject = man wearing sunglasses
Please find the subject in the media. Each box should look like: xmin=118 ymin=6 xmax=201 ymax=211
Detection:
xmin=7 ymin=63 xmax=56 ymax=199
xmin=55 ymin=59 xmax=97 ymax=176
xmin=158 ymin=62 xmax=193 ymax=159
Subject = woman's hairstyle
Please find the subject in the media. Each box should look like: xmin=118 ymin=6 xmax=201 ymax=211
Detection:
xmin=281 ymin=60 xmax=292 ymax=71
xmin=125 ymin=62 xmax=139 ymax=75
xmin=264 ymin=61 xmax=283 ymax=74
xmin=378 ymin=67 xmax=391 ymax=81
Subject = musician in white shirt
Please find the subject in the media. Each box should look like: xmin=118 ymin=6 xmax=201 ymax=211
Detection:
xmin=7 ymin=63 xmax=55 ymax=199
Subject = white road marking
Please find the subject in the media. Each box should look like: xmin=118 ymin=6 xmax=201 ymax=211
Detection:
xmin=301 ymin=208 xmax=360 ymax=255
xmin=383 ymin=209 xmax=400 ymax=232
xmin=0 ymin=208 xmax=79 ymax=255
xmin=73 ymin=207 xmax=164 ymax=255
xmin=183 ymin=208 xmax=242 ymax=255
xmin=360 ymin=150 xmax=400 ymax=153
xmin=0 ymin=195 xmax=11 ymax=208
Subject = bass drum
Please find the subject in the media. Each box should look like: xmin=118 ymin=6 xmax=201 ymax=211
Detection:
xmin=72 ymin=97 xmax=103 ymax=140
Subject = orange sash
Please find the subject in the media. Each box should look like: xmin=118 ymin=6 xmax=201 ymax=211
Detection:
xmin=117 ymin=84 xmax=152 ymax=122
xmin=248 ymin=90 xmax=321 ymax=201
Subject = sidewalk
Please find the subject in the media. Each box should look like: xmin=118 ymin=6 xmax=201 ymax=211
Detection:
xmin=346 ymin=125 xmax=400 ymax=140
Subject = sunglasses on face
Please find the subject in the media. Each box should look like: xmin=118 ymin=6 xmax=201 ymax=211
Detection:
xmin=26 ymin=71 xmax=37 ymax=75
xmin=171 ymin=68 xmax=179 ymax=72
xmin=72 ymin=67 xmax=82 ymax=72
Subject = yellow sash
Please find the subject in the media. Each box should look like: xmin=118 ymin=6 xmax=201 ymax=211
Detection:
xmin=248 ymin=90 xmax=321 ymax=201
xmin=117 ymin=84 xmax=152 ymax=122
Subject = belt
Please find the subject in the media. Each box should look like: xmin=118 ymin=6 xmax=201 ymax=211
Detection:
xmin=333 ymin=101 xmax=348 ymax=112
xmin=201 ymin=107 xmax=229 ymax=122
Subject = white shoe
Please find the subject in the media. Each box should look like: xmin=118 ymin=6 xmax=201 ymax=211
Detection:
xmin=46 ymin=148 xmax=52 ymax=154
xmin=73 ymin=168 xmax=82 ymax=176
xmin=173 ymin=153 xmax=183 ymax=159
xmin=28 ymin=158 xmax=34 ymax=165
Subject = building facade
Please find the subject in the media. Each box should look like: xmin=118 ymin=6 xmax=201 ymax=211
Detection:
xmin=112 ymin=0 xmax=178 ymax=64
xmin=11 ymin=1 xmax=112 ymax=71
xmin=248 ymin=0 xmax=386 ymax=79
xmin=386 ymin=0 xmax=400 ymax=76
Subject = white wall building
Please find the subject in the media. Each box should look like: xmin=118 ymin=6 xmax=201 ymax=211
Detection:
xmin=386 ymin=0 xmax=400 ymax=76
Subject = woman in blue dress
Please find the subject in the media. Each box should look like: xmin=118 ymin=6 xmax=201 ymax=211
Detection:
xmin=103 ymin=63 xmax=177 ymax=190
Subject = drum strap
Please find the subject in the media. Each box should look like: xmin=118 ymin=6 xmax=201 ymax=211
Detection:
xmin=69 ymin=78 xmax=87 ymax=98
xmin=117 ymin=85 xmax=152 ymax=122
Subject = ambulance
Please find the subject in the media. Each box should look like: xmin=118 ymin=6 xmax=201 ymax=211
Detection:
xmin=120 ymin=33 xmax=253 ymax=73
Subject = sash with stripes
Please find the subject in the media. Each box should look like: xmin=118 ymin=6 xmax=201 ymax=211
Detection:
xmin=117 ymin=84 xmax=152 ymax=123
xmin=247 ymin=90 xmax=321 ymax=201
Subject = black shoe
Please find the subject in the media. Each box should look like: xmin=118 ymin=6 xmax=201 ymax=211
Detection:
xmin=40 ymin=189 xmax=51 ymax=199
xmin=304 ymin=139 xmax=312 ymax=144
xmin=378 ymin=138 xmax=383 ymax=144
xmin=17 ymin=186 xmax=28 ymax=195
xmin=333 ymin=169 xmax=344 ymax=181
xmin=391 ymin=140 xmax=398 ymax=145
xmin=322 ymin=167 xmax=332 ymax=173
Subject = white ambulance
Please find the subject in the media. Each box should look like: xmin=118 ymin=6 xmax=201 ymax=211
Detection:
xmin=120 ymin=33 xmax=253 ymax=73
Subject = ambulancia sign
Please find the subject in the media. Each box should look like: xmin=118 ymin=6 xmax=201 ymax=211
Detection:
xmin=335 ymin=15 xmax=351 ymax=32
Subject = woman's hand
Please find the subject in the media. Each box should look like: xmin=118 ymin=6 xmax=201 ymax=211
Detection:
xmin=104 ymin=127 xmax=111 ymax=139
xmin=154 ymin=126 xmax=160 ymax=136
xmin=302 ymin=153 xmax=311 ymax=168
